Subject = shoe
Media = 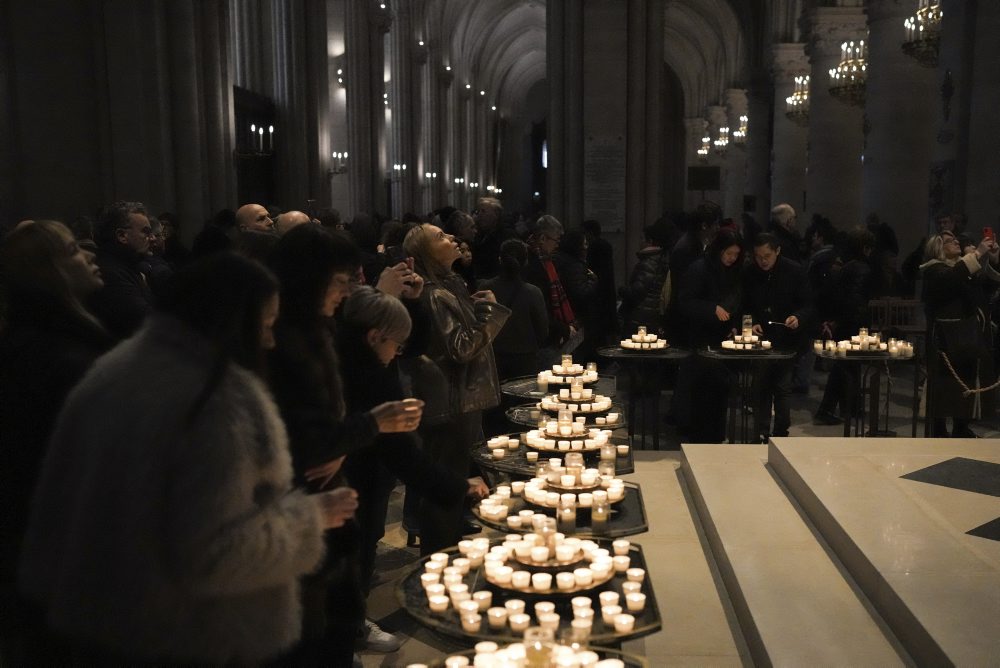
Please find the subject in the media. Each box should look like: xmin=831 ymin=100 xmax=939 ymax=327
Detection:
xmin=813 ymin=409 xmax=842 ymax=425
xmin=461 ymin=520 xmax=482 ymax=536
xmin=364 ymin=618 xmax=403 ymax=653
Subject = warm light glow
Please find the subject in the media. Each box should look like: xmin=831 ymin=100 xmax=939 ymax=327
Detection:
xmin=491 ymin=105 xmax=497 ymax=111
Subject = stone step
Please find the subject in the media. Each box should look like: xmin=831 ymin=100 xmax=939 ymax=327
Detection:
xmin=769 ymin=437 xmax=1000 ymax=666
xmin=682 ymin=443 xmax=909 ymax=667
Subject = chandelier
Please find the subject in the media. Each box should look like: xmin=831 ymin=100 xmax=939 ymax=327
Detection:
xmin=828 ymin=39 xmax=867 ymax=107
xmin=785 ymin=75 xmax=810 ymax=126
xmin=713 ymin=126 xmax=730 ymax=155
xmin=732 ymin=115 xmax=749 ymax=146
xmin=697 ymin=134 xmax=710 ymax=158
xmin=902 ymin=0 xmax=942 ymax=68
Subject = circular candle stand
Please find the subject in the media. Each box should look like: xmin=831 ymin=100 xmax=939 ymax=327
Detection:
xmin=473 ymin=435 xmax=635 ymax=479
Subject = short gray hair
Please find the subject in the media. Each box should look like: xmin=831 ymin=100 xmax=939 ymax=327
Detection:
xmin=342 ymin=285 xmax=412 ymax=341
xmin=770 ymin=204 xmax=796 ymax=230
xmin=535 ymin=214 xmax=564 ymax=239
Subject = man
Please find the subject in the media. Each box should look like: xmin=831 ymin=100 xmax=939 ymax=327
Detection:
xmin=768 ymin=203 xmax=803 ymax=264
xmin=90 ymin=201 xmax=156 ymax=339
xmin=274 ymin=210 xmax=311 ymax=236
xmin=235 ymin=203 xmax=275 ymax=233
xmin=471 ymin=196 xmax=514 ymax=280
xmin=742 ymin=233 xmax=814 ymax=440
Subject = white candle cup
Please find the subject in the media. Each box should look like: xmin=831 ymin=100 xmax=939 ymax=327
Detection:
xmin=512 ymin=570 xmax=531 ymax=589
xmin=531 ymin=572 xmax=553 ymax=590
xmin=559 ymin=389 xmax=570 ymax=399
xmin=425 ymin=562 xmax=444 ymax=575
xmin=579 ymin=472 xmax=598 ymax=486
xmin=599 ymin=591 xmax=620 ymax=607
xmin=574 ymin=607 xmax=596 ymax=624
xmin=571 ymin=595 xmax=592 ymax=610
xmin=608 ymin=486 xmax=625 ymax=502
xmin=421 ymin=573 xmax=440 ymax=589
xmin=507 ymin=437 xmax=520 ymax=449
xmin=460 ymin=614 xmax=482 ymax=633
xmin=451 ymin=591 xmax=471 ymax=606
xmin=486 ymin=607 xmax=509 ymax=629
xmin=625 ymin=592 xmax=647 ymax=612
xmin=573 ymin=567 xmax=593 ymax=586
xmin=472 ymin=589 xmax=493 ymax=612
xmin=525 ymin=451 xmax=539 ymax=462
xmin=451 ymin=558 xmax=470 ymax=575
xmin=612 ymin=556 xmax=631 ymax=572
xmin=428 ymin=595 xmax=450 ymax=612
xmin=425 ymin=583 xmax=445 ymax=598
xmin=493 ymin=448 xmax=506 ymax=460
xmin=448 ymin=583 xmax=469 ymax=596
xmin=508 ymin=613 xmax=531 ymax=632
xmin=560 ymin=474 xmax=576 ymax=487
xmin=595 ymin=417 xmax=606 ymax=425
xmin=474 ymin=641 xmax=498 ymax=655
xmin=601 ymin=604 xmax=622 ymax=625
xmin=530 ymin=546 xmax=550 ymax=563
xmin=504 ymin=598 xmax=526 ymax=615
xmin=556 ymin=572 xmax=576 ymax=590
xmin=444 ymin=655 xmax=469 ymax=668
xmin=457 ymin=599 xmax=481 ymax=617
xmin=626 ymin=567 xmax=645 ymax=582
xmin=538 ymin=612 xmax=560 ymax=630
xmin=612 ymin=539 xmax=630 ymax=556
xmin=762 ymin=340 xmax=772 ymax=349
xmin=442 ymin=573 xmax=463 ymax=587
xmin=606 ymin=413 xmax=619 ymax=423
xmin=555 ymin=544 xmax=575 ymax=562
xmin=467 ymin=551 xmax=484 ymax=568
xmin=577 ymin=492 xmax=593 ymax=507
xmin=621 ymin=581 xmax=642 ymax=595
xmin=616 ymin=444 xmax=629 ymax=456
xmin=513 ymin=542 xmax=533 ymax=559
xmin=493 ymin=566 xmax=513 ymax=585
xmin=507 ymin=516 xmax=523 ymax=530
xmin=613 ymin=613 xmax=635 ymax=633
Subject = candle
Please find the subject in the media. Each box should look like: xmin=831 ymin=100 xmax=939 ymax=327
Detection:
xmin=460 ymin=613 xmax=482 ymax=633
xmin=599 ymin=591 xmax=620 ymax=607
xmin=556 ymin=572 xmax=576 ymax=590
xmin=531 ymin=546 xmax=550 ymax=563
xmin=625 ymin=592 xmax=647 ymax=612
xmin=560 ymin=474 xmax=576 ymax=487
xmin=621 ymin=581 xmax=642 ymax=595
xmin=555 ymin=544 xmax=575 ymax=561
xmin=512 ymin=570 xmax=531 ymax=588
xmin=572 ymin=595 xmax=592 ymax=610
xmin=616 ymin=444 xmax=629 ymax=456
xmin=453 ymin=558 xmax=470 ymax=575
xmin=573 ymin=567 xmax=593 ymax=586
xmin=612 ymin=539 xmax=630 ymax=555
xmin=612 ymin=555 xmax=631 ymax=572
xmin=613 ymin=613 xmax=635 ymax=633
xmin=534 ymin=601 xmax=556 ymax=617
xmin=626 ymin=567 xmax=646 ymax=582
xmin=428 ymin=595 xmax=449 ymax=612
xmin=493 ymin=566 xmax=513 ymax=584
xmin=457 ymin=599 xmax=480 ymax=617
xmin=574 ymin=607 xmax=595 ymax=624
xmin=601 ymin=604 xmax=622 ymax=625
xmin=508 ymin=613 xmax=531 ymax=632
xmin=421 ymin=573 xmax=440 ymax=588
xmin=473 ymin=590 xmax=492 ymax=611
xmin=538 ymin=612 xmax=560 ymax=630
xmin=486 ymin=607 xmax=508 ymax=629
xmin=504 ymin=599 xmax=526 ymax=615
xmin=444 ymin=656 xmax=469 ymax=668
xmin=425 ymin=583 xmax=445 ymax=598
xmin=493 ymin=448 xmax=505 ymax=460
xmin=531 ymin=573 xmax=553 ymax=590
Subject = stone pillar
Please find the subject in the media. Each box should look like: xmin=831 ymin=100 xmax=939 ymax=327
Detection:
xmin=963 ymin=0 xmax=1000 ymax=230
xmin=547 ymin=0 xmax=584 ymax=225
xmin=346 ymin=0 xmax=389 ymax=216
xmin=724 ymin=88 xmax=749 ymax=219
xmin=862 ymin=0 xmax=936 ymax=255
xmin=683 ymin=117 xmax=708 ymax=210
xmin=770 ymin=43 xmax=810 ymax=216
xmin=743 ymin=76 xmax=773 ymax=225
xmin=389 ymin=2 xmax=416 ymax=217
xmin=805 ymin=7 xmax=867 ymax=229
xmin=705 ymin=104 xmax=729 ymax=207
xmin=326 ymin=0 xmax=350 ymax=217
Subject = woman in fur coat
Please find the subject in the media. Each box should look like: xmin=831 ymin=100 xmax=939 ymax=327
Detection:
xmin=17 ymin=253 xmax=355 ymax=665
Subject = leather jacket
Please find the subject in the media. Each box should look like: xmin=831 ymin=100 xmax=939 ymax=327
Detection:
xmin=409 ymin=272 xmax=511 ymax=424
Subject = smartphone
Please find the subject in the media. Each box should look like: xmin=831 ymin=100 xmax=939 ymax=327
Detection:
xmin=384 ymin=245 xmax=408 ymax=266
xmin=984 ymin=227 xmax=994 ymax=241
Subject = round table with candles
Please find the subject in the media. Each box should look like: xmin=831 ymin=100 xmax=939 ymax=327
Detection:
xmin=474 ymin=433 xmax=636 ymax=479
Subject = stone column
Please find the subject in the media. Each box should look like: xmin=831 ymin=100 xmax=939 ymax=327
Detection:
xmin=724 ymin=88 xmax=749 ymax=219
xmin=770 ymin=43 xmax=810 ymax=216
xmin=805 ymin=7 xmax=866 ymax=229
xmin=327 ymin=0 xmax=350 ymax=217
xmin=963 ymin=0 xmax=1000 ymax=230
xmin=389 ymin=2 xmax=416 ymax=217
xmin=683 ymin=117 xmax=708 ymax=210
xmin=862 ymin=0 xmax=937 ymax=255
xmin=743 ymin=75 xmax=773 ymax=225
xmin=547 ymin=0 xmax=584 ymax=225
xmin=705 ymin=104 xmax=729 ymax=207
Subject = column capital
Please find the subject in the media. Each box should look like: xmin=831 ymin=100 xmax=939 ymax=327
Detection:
xmin=771 ymin=43 xmax=809 ymax=81
xmin=724 ymin=88 xmax=748 ymax=115
xmin=805 ymin=6 xmax=867 ymax=60
xmin=684 ymin=117 xmax=708 ymax=133
xmin=864 ymin=0 xmax=912 ymax=24
xmin=706 ymin=105 xmax=728 ymax=129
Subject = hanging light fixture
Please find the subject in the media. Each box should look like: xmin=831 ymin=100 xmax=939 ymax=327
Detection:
xmin=785 ymin=75 xmax=810 ymax=127
xmin=732 ymin=115 xmax=749 ymax=146
xmin=828 ymin=39 xmax=867 ymax=107
xmin=902 ymin=0 xmax=942 ymax=67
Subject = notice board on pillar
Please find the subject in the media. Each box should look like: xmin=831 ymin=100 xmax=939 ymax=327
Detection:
xmin=687 ymin=166 xmax=720 ymax=192
xmin=584 ymin=136 xmax=626 ymax=231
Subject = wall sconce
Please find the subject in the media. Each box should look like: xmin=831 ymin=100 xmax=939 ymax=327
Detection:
xmin=329 ymin=152 xmax=349 ymax=176
xmin=242 ymin=122 xmax=275 ymax=156
xmin=697 ymin=135 xmax=710 ymax=158
xmin=469 ymin=181 xmax=480 ymax=188
xmin=337 ymin=68 xmax=345 ymax=86
xmin=454 ymin=177 xmax=465 ymax=185
xmin=383 ymin=92 xmax=389 ymax=106
xmin=732 ymin=115 xmax=748 ymax=146
xmin=713 ymin=126 xmax=730 ymax=155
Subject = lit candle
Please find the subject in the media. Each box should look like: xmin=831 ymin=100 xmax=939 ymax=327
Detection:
xmin=625 ymin=592 xmax=647 ymax=612
xmin=531 ymin=572 xmax=553 ymax=590
xmin=613 ymin=555 xmax=631 ymax=572
xmin=601 ymin=604 xmax=622 ymax=625
xmin=473 ymin=590 xmax=492 ymax=611
xmin=626 ymin=567 xmax=646 ymax=582
xmin=486 ymin=607 xmax=508 ymax=629
xmin=613 ymin=613 xmax=635 ymax=633
xmin=428 ymin=595 xmax=449 ymax=612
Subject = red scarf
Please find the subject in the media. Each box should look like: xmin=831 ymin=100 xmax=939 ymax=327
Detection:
xmin=542 ymin=257 xmax=576 ymax=327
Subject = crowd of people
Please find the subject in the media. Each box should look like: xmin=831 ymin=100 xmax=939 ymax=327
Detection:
xmin=1 ymin=195 xmax=998 ymax=665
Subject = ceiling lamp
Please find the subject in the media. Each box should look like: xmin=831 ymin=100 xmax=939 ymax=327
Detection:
xmin=902 ymin=0 xmax=942 ymax=67
xmin=785 ymin=75 xmax=810 ymax=127
xmin=828 ymin=39 xmax=867 ymax=107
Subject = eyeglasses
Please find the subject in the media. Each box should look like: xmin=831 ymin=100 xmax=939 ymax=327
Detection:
xmin=383 ymin=338 xmax=406 ymax=355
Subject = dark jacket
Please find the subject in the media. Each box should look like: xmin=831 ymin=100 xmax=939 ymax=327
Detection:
xmin=478 ymin=275 xmax=548 ymax=356
xmin=524 ymin=254 xmax=571 ymax=346
xmin=0 ymin=296 xmax=111 ymax=582
xmin=678 ymin=256 xmax=742 ymax=348
xmin=621 ymin=247 xmax=669 ymax=334
xmin=90 ymin=245 xmax=155 ymax=339
xmin=412 ymin=270 xmax=511 ymax=423
xmin=268 ymin=321 xmax=377 ymax=487
xmin=337 ymin=327 xmax=467 ymax=507
xmin=587 ymin=236 xmax=618 ymax=343
xmin=770 ymin=224 xmax=805 ymax=264
xmin=472 ymin=225 xmax=516 ymax=281
xmin=554 ymin=251 xmax=598 ymax=322
xmin=828 ymin=257 xmax=873 ymax=338
xmin=741 ymin=256 xmax=814 ymax=350
xmin=806 ymin=245 xmax=840 ymax=322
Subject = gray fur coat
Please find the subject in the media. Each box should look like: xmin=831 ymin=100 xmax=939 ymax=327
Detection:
xmin=17 ymin=315 xmax=326 ymax=664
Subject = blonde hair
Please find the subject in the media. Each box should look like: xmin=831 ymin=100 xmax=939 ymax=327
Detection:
xmin=923 ymin=234 xmax=954 ymax=264
xmin=403 ymin=223 xmax=452 ymax=285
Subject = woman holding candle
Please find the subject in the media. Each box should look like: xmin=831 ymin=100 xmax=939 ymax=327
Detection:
xmin=920 ymin=231 xmax=1000 ymax=437
xmin=403 ymin=223 xmax=511 ymax=554
xmin=675 ymin=230 xmax=744 ymax=442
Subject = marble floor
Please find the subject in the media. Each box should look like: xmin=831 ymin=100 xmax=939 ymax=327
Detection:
xmin=358 ymin=362 xmax=1000 ymax=666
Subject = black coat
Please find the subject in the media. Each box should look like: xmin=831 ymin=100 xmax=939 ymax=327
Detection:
xmin=769 ymin=224 xmax=805 ymax=265
xmin=524 ymin=254 xmax=571 ymax=346
xmin=828 ymin=258 xmax=873 ymax=338
xmin=554 ymin=251 xmax=598 ymax=321
xmin=621 ymin=247 xmax=669 ymax=334
xmin=90 ymin=245 xmax=155 ymax=339
xmin=741 ymin=256 xmax=814 ymax=350
xmin=678 ymin=257 xmax=742 ymax=348
xmin=0 ymin=297 xmax=111 ymax=580
xmin=337 ymin=327 xmax=467 ymax=507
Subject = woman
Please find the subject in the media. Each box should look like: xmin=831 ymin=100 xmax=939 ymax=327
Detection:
xmin=675 ymin=229 xmax=744 ymax=442
xmin=920 ymin=232 xmax=1000 ymax=437
xmin=17 ymin=252 xmax=355 ymax=664
xmin=620 ymin=224 xmax=670 ymax=336
xmin=0 ymin=220 xmax=112 ymax=659
xmin=479 ymin=239 xmax=548 ymax=380
xmin=403 ymin=223 xmax=511 ymax=554
xmin=267 ymin=225 xmax=420 ymax=663
xmin=337 ymin=287 xmax=485 ymax=606
xmin=555 ymin=229 xmax=599 ymax=361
